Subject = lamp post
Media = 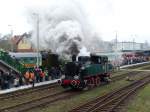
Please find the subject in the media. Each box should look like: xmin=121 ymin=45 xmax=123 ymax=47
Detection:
xmin=33 ymin=13 xmax=40 ymax=67
xmin=115 ymin=31 xmax=119 ymax=70
xmin=8 ymin=25 xmax=13 ymax=52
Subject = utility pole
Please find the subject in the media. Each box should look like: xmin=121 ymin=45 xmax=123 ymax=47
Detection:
xmin=115 ymin=31 xmax=119 ymax=69
xmin=115 ymin=31 xmax=118 ymax=51
xmin=33 ymin=13 xmax=40 ymax=67
xmin=37 ymin=14 xmax=40 ymax=67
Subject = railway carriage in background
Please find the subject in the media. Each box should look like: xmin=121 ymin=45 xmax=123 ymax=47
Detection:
xmin=9 ymin=51 xmax=60 ymax=71
xmin=9 ymin=52 xmax=42 ymax=69
xmin=59 ymin=54 xmax=113 ymax=90
xmin=40 ymin=51 xmax=59 ymax=69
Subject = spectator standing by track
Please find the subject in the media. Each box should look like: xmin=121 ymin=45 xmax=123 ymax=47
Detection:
xmin=44 ymin=68 xmax=49 ymax=81
xmin=56 ymin=67 xmax=61 ymax=79
xmin=9 ymin=71 xmax=15 ymax=88
xmin=39 ymin=70 xmax=45 ymax=82
xmin=50 ymin=67 xmax=57 ymax=80
xmin=14 ymin=76 xmax=19 ymax=87
xmin=0 ymin=70 xmax=4 ymax=89
xmin=24 ymin=70 xmax=30 ymax=85
xmin=34 ymin=66 xmax=40 ymax=83
xmin=1 ymin=74 xmax=5 ymax=89
xmin=29 ymin=70 xmax=35 ymax=87
xmin=48 ymin=68 xmax=52 ymax=80
xmin=2 ymin=72 xmax=10 ymax=89
xmin=19 ymin=74 xmax=24 ymax=86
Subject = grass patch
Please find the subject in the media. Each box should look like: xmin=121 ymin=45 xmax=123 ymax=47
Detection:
xmin=112 ymin=70 xmax=130 ymax=77
xmin=138 ymin=64 xmax=150 ymax=70
xmin=127 ymin=84 xmax=150 ymax=112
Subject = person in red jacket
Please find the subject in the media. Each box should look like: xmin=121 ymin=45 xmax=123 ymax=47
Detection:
xmin=39 ymin=69 xmax=45 ymax=82
xmin=29 ymin=71 xmax=35 ymax=87
xmin=24 ymin=70 xmax=30 ymax=85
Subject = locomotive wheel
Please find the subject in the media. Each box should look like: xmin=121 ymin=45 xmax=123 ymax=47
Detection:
xmin=87 ymin=78 xmax=95 ymax=89
xmin=84 ymin=79 xmax=91 ymax=90
xmin=91 ymin=77 xmax=95 ymax=88
xmin=83 ymin=80 xmax=89 ymax=90
xmin=95 ymin=77 xmax=101 ymax=86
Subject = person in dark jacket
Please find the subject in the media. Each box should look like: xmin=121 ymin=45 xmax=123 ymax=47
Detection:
xmin=1 ymin=72 xmax=10 ymax=89
xmin=6 ymin=72 xmax=11 ymax=89
xmin=50 ymin=67 xmax=57 ymax=80
xmin=55 ymin=67 xmax=62 ymax=79
xmin=1 ymin=74 xmax=5 ymax=90
xmin=19 ymin=75 xmax=23 ymax=86
xmin=34 ymin=67 xmax=40 ymax=83
xmin=0 ymin=70 xmax=4 ymax=89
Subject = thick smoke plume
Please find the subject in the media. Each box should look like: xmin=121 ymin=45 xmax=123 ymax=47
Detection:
xmin=27 ymin=0 xmax=106 ymax=59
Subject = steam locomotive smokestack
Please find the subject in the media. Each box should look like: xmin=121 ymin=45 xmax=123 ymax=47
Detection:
xmin=72 ymin=55 xmax=77 ymax=62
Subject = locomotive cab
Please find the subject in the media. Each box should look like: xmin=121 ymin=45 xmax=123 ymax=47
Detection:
xmin=90 ymin=54 xmax=108 ymax=64
xmin=78 ymin=56 xmax=90 ymax=64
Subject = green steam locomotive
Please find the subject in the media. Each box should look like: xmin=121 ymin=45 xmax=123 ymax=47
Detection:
xmin=59 ymin=54 xmax=113 ymax=90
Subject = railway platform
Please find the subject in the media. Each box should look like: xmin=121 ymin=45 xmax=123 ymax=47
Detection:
xmin=0 ymin=79 xmax=60 ymax=94
xmin=120 ymin=61 xmax=150 ymax=69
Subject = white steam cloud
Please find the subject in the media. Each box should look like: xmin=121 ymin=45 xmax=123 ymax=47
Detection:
xmin=27 ymin=0 xmax=105 ymax=58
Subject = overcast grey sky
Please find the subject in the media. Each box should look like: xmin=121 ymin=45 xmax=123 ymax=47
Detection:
xmin=0 ymin=0 xmax=150 ymax=43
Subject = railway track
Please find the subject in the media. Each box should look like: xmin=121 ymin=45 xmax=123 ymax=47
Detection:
xmin=0 ymin=90 xmax=80 ymax=112
xmin=0 ymin=82 xmax=58 ymax=100
xmin=70 ymin=74 xmax=150 ymax=112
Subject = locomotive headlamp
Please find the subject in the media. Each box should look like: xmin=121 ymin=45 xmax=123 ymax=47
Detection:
xmin=61 ymin=75 xmax=65 ymax=79
xmin=74 ymin=75 xmax=79 ymax=79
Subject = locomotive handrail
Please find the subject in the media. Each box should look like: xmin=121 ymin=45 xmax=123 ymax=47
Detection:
xmin=0 ymin=50 xmax=25 ymax=73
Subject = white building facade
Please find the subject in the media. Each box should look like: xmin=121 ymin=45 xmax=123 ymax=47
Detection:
xmin=113 ymin=42 xmax=149 ymax=51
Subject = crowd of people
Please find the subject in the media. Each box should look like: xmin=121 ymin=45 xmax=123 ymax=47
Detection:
xmin=122 ymin=55 xmax=147 ymax=65
xmin=0 ymin=66 xmax=62 ymax=90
